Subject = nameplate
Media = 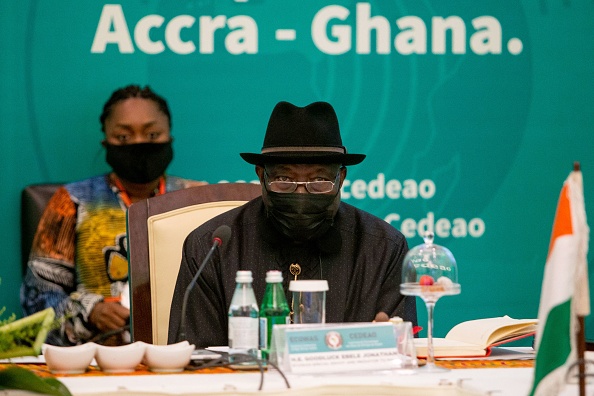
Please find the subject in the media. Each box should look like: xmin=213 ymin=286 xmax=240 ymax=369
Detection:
xmin=270 ymin=322 xmax=401 ymax=373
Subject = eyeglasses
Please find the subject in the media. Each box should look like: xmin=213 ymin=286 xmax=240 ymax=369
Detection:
xmin=264 ymin=170 xmax=340 ymax=194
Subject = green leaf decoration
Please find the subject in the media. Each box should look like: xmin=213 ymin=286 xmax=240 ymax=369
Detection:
xmin=0 ymin=307 xmax=55 ymax=359
xmin=0 ymin=307 xmax=71 ymax=394
xmin=0 ymin=366 xmax=72 ymax=396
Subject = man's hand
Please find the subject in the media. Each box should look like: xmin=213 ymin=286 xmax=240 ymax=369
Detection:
xmin=374 ymin=312 xmax=390 ymax=322
xmin=89 ymin=301 xmax=130 ymax=332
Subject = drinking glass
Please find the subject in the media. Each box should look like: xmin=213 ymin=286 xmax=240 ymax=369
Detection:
xmin=400 ymin=232 xmax=460 ymax=373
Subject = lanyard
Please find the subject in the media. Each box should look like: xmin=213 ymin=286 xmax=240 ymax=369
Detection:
xmin=111 ymin=175 xmax=166 ymax=208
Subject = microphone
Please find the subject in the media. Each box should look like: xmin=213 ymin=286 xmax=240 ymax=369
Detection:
xmin=177 ymin=225 xmax=231 ymax=343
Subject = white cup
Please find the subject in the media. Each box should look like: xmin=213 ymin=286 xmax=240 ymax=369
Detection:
xmin=289 ymin=280 xmax=329 ymax=324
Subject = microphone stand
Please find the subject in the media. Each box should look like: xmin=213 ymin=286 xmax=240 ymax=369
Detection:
xmin=176 ymin=240 xmax=221 ymax=343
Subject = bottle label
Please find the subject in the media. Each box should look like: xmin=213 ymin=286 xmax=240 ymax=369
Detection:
xmin=259 ymin=317 xmax=267 ymax=349
xmin=259 ymin=315 xmax=290 ymax=350
xmin=229 ymin=317 xmax=259 ymax=349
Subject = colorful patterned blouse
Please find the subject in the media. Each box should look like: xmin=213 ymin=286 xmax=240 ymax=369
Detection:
xmin=21 ymin=174 xmax=197 ymax=345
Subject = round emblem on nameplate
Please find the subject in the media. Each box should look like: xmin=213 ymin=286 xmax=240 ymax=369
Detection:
xmin=325 ymin=331 xmax=343 ymax=350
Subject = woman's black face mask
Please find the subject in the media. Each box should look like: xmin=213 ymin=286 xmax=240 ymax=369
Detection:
xmin=262 ymin=189 xmax=340 ymax=242
xmin=104 ymin=141 xmax=173 ymax=184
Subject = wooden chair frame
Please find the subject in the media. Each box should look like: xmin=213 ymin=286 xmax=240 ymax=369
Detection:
xmin=127 ymin=183 xmax=261 ymax=344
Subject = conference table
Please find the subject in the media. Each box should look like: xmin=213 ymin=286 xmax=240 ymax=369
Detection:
xmin=2 ymin=349 xmax=592 ymax=395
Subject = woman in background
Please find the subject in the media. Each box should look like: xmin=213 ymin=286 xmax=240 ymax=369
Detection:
xmin=21 ymin=85 xmax=204 ymax=345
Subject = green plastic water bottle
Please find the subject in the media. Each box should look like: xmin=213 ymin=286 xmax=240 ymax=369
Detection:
xmin=259 ymin=270 xmax=290 ymax=360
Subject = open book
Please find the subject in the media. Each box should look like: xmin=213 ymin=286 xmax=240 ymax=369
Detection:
xmin=414 ymin=316 xmax=538 ymax=358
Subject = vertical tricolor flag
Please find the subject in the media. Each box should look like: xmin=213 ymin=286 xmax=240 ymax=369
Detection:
xmin=530 ymin=167 xmax=590 ymax=396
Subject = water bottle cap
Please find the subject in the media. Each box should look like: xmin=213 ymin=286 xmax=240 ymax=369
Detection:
xmin=265 ymin=270 xmax=283 ymax=283
xmin=235 ymin=270 xmax=253 ymax=283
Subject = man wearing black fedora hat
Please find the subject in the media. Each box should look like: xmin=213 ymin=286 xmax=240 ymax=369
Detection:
xmin=169 ymin=101 xmax=417 ymax=348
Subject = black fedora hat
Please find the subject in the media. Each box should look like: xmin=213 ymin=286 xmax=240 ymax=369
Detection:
xmin=240 ymin=101 xmax=366 ymax=166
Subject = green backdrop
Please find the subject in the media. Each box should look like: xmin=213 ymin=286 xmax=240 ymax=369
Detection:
xmin=2 ymin=1 xmax=593 ymax=340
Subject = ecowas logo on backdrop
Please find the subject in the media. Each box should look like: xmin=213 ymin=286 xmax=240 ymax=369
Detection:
xmin=90 ymin=3 xmax=523 ymax=56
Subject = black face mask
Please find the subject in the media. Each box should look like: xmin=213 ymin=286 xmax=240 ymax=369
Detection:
xmin=263 ymin=190 xmax=340 ymax=242
xmin=104 ymin=141 xmax=173 ymax=184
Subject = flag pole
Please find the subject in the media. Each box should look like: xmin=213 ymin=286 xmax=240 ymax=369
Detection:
xmin=578 ymin=316 xmax=585 ymax=396
xmin=573 ymin=161 xmax=586 ymax=396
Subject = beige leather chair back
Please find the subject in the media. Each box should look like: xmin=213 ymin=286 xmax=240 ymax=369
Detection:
xmin=127 ymin=183 xmax=261 ymax=344
xmin=147 ymin=201 xmax=245 ymax=345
